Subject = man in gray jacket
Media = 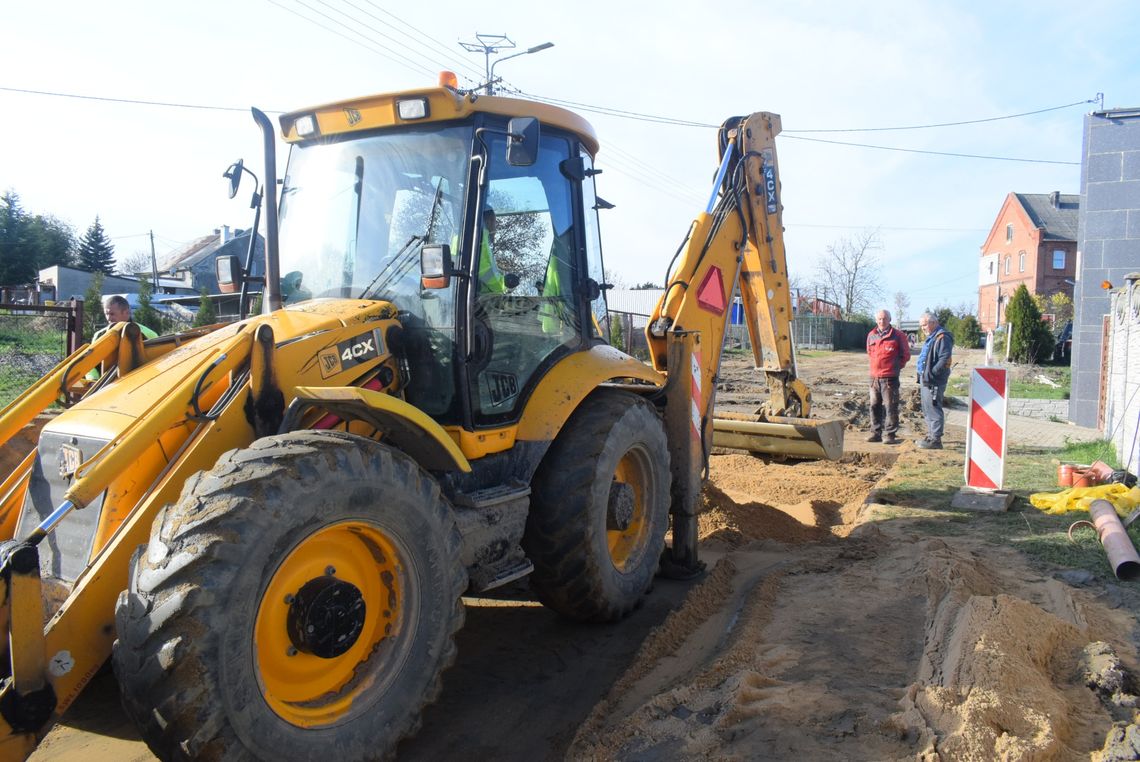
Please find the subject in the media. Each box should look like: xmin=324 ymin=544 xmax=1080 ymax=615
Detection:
xmin=915 ymin=312 xmax=954 ymax=449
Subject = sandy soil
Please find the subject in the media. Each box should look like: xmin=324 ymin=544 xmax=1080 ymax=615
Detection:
xmin=27 ymin=348 xmax=1140 ymax=761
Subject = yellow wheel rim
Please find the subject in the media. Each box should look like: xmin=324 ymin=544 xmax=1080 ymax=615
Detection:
xmin=608 ymin=448 xmax=652 ymax=572
xmin=255 ymin=521 xmax=408 ymax=727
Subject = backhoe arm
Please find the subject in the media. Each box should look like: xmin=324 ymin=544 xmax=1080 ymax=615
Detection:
xmin=646 ymin=112 xmax=811 ymax=420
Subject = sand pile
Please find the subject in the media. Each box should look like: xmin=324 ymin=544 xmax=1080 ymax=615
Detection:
xmin=569 ymin=530 xmax=1134 ymax=761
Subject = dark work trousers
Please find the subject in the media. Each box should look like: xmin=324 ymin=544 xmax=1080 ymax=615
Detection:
xmin=919 ymin=381 xmax=947 ymax=442
xmin=869 ymin=376 xmax=901 ymax=436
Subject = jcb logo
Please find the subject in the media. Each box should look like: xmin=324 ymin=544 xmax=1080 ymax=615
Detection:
xmin=487 ymin=372 xmax=519 ymax=407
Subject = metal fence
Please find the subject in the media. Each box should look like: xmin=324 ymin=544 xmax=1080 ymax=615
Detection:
xmin=0 ymin=301 xmax=82 ymax=408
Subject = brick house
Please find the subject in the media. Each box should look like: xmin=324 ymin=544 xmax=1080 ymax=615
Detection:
xmin=976 ymin=192 xmax=1079 ymax=332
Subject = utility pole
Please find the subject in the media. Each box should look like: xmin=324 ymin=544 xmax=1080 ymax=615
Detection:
xmin=459 ymin=33 xmax=515 ymax=94
xmin=149 ymin=230 xmax=160 ymax=291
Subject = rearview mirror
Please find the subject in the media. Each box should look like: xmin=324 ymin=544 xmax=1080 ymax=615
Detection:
xmin=421 ymin=244 xmax=453 ymax=290
xmin=216 ymin=255 xmax=242 ymax=293
xmin=506 ymin=118 xmax=539 ymax=166
xmin=223 ymin=159 xmax=245 ymax=199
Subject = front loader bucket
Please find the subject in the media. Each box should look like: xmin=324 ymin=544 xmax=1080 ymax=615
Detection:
xmin=712 ymin=412 xmax=845 ymax=461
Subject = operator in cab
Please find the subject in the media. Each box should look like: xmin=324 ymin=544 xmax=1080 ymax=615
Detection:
xmin=478 ymin=208 xmax=507 ymax=294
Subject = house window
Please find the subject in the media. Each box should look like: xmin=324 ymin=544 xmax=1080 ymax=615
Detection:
xmin=1006 ymin=224 xmax=1013 ymax=243
xmin=1019 ymin=251 xmax=1026 ymax=272
xmin=1053 ymin=250 xmax=1065 ymax=269
xmin=1004 ymin=256 xmax=1011 ymax=275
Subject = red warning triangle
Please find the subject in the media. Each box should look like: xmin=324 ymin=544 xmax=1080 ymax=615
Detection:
xmin=696 ymin=266 xmax=726 ymax=315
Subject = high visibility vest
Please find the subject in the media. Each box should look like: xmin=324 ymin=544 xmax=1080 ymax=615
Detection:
xmin=478 ymin=233 xmax=505 ymax=294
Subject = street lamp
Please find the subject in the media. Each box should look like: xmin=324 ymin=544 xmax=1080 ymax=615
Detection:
xmin=488 ymin=42 xmax=554 ymax=95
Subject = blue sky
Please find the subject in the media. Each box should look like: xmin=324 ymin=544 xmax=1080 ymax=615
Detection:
xmin=2 ymin=0 xmax=1137 ymax=317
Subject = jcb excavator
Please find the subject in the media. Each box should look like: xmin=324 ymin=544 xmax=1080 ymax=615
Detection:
xmin=0 ymin=72 xmax=841 ymax=759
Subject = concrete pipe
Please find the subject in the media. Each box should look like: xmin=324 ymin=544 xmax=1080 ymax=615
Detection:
xmin=1088 ymin=499 xmax=1140 ymax=581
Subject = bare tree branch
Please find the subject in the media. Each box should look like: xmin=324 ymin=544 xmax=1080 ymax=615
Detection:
xmin=812 ymin=229 xmax=884 ymax=318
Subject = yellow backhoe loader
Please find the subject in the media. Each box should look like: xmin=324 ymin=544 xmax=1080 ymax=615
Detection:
xmin=0 ymin=72 xmax=841 ymax=759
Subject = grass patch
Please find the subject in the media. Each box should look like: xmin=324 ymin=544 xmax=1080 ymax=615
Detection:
xmin=869 ymin=440 xmax=1138 ymax=584
xmin=946 ymin=365 xmax=1071 ymax=400
xmin=1009 ymin=378 xmax=1069 ymax=399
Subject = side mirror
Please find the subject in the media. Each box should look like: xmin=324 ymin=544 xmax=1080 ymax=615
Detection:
xmin=506 ymin=117 xmax=539 ymax=166
xmin=421 ymin=244 xmax=453 ymax=290
xmin=216 ymin=255 xmax=243 ymax=293
xmin=223 ymin=159 xmax=245 ymax=199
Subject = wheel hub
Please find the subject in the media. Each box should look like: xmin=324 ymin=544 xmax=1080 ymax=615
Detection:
xmin=286 ymin=575 xmax=366 ymax=659
xmin=607 ymin=481 xmax=635 ymax=531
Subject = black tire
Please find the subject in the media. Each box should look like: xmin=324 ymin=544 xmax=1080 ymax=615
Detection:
xmin=524 ymin=390 xmax=671 ymax=622
xmin=112 ymin=430 xmax=466 ymax=761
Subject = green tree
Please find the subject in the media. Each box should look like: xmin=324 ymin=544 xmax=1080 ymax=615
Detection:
xmin=26 ymin=214 xmax=75 ymax=269
xmin=192 ymin=288 xmax=218 ymax=327
xmin=1004 ymin=284 xmax=1054 ymax=364
xmin=0 ymin=192 xmax=77 ymax=285
xmin=951 ymin=314 xmax=982 ymax=349
xmin=608 ymin=312 xmax=626 ymax=350
xmin=134 ymin=275 xmax=161 ymax=334
xmin=77 ymin=216 xmax=117 ymax=274
xmin=0 ymin=191 xmax=34 ymax=284
xmin=83 ymin=272 xmax=105 ymax=342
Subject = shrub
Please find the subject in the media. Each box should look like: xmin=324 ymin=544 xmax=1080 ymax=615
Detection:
xmin=1004 ymin=285 xmax=1055 ymax=363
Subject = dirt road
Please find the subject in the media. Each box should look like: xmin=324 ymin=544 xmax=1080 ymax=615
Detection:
xmin=31 ymin=349 xmax=1140 ymax=760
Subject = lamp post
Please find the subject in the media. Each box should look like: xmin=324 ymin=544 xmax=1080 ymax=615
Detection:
xmin=488 ymin=42 xmax=554 ymax=95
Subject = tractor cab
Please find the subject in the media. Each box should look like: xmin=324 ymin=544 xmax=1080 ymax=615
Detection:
xmin=266 ymin=81 xmax=611 ymax=430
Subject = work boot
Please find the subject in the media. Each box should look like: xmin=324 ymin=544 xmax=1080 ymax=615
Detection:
xmin=883 ymin=433 xmax=901 ymax=445
xmin=916 ymin=438 xmax=942 ymax=450
xmin=866 ymin=432 xmax=882 ymax=443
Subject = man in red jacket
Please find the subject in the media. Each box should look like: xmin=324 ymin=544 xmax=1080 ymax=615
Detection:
xmin=866 ymin=309 xmax=911 ymax=444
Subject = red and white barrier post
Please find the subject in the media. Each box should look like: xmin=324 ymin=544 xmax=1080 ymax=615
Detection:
xmin=963 ymin=367 xmax=1009 ymax=490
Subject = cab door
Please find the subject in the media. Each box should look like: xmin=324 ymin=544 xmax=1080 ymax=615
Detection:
xmin=465 ymin=128 xmax=586 ymax=426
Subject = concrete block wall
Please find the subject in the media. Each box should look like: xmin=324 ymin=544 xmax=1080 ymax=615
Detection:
xmin=1104 ymin=280 xmax=1140 ymax=474
xmin=1071 ymin=107 xmax=1140 ymax=428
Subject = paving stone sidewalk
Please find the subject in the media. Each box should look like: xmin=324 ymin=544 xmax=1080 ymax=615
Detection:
xmin=944 ymin=405 xmax=1102 ymax=449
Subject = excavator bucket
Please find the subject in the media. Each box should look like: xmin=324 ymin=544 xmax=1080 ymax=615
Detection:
xmin=712 ymin=411 xmax=845 ymax=461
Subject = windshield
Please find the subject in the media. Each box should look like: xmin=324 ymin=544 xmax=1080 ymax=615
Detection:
xmin=277 ymin=124 xmax=472 ymax=316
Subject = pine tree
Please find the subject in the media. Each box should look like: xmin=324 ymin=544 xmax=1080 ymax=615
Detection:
xmin=0 ymin=191 xmax=36 ymax=284
xmin=191 ymin=288 xmax=218 ymax=327
xmin=83 ymin=272 xmax=105 ymax=342
xmin=77 ymin=216 xmax=117 ymax=274
xmin=1004 ymin=284 xmax=1055 ymax=364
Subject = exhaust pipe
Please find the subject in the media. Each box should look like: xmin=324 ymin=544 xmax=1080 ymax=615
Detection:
xmin=252 ymin=107 xmax=282 ymax=313
xmin=1086 ymin=499 xmax=1140 ymax=581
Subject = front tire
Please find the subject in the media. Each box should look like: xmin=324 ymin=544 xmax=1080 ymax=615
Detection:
xmin=113 ymin=430 xmax=466 ymax=760
xmin=525 ymin=390 xmax=671 ymax=622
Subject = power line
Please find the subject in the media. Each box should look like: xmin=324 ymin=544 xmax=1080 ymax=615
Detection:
xmin=265 ymin=0 xmax=437 ymax=80
xmin=789 ymin=223 xmax=988 ymax=233
xmin=357 ymin=0 xmax=485 ymax=80
xmin=1 ymin=81 xmax=1084 ymax=166
xmin=308 ymin=0 xmax=461 ymax=82
xmin=0 ymin=85 xmax=271 ymax=113
xmin=782 ymin=134 xmax=1080 ymax=165
xmin=782 ymin=98 xmax=1097 ymax=133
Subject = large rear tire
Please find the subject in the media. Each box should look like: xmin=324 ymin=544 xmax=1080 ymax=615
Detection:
xmin=112 ymin=430 xmax=466 ymax=761
xmin=524 ymin=390 xmax=670 ymax=622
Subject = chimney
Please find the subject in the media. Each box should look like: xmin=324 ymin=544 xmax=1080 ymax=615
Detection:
xmin=219 ymin=225 xmax=232 ymax=244
xmin=1050 ymin=191 xmax=1060 ymax=209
